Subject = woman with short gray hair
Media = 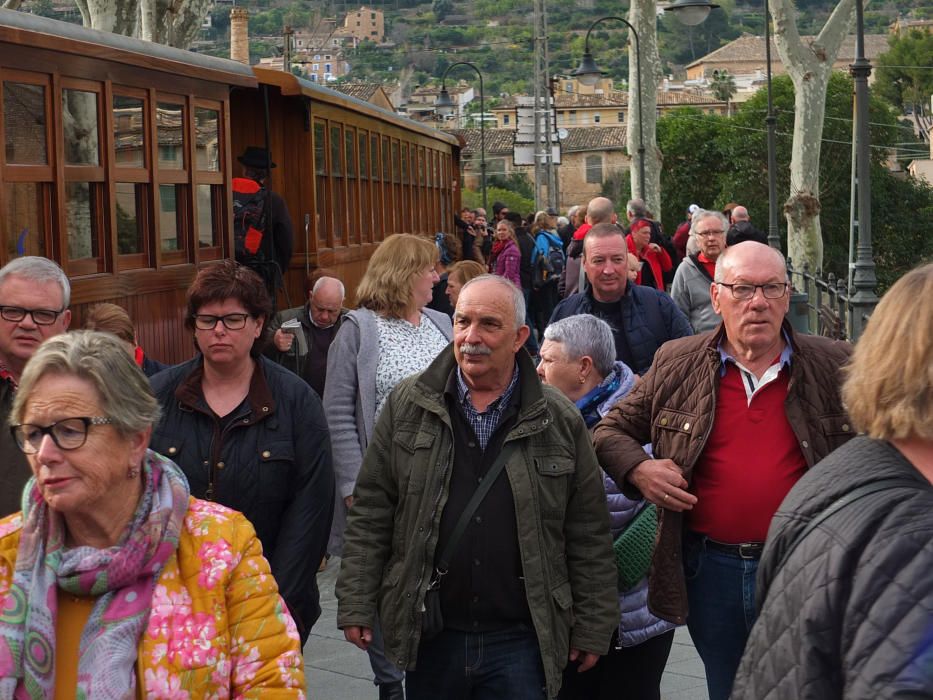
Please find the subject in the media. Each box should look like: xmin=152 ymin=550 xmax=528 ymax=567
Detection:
xmin=537 ymin=314 xmax=675 ymax=699
xmin=0 ymin=330 xmax=305 ymax=696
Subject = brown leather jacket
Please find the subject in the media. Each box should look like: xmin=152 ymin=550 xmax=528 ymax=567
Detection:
xmin=593 ymin=322 xmax=854 ymax=624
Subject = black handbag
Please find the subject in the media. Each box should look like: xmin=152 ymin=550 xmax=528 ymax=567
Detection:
xmin=420 ymin=443 xmax=518 ymax=640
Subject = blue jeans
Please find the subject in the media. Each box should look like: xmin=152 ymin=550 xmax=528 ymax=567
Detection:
xmin=683 ymin=533 xmax=759 ymax=700
xmin=406 ymin=624 xmax=546 ymax=700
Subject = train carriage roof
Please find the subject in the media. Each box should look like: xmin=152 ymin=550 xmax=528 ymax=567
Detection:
xmin=0 ymin=9 xmax=256 ymax=87
xmin=254 ymin=68 xmax=460 ymax=147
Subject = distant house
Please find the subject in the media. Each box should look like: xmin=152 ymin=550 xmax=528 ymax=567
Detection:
xmin=685 ymin=33 xmax=889 ymax=84
xmin=405 ymin=83 xmax=475 ymax=124
xmin=445 ymin=126 xmax=630 ymax=208
xmin=491 ymin=86 xmax=727 ymax=129
xmin=332 ymin=82 xmax=397 ymax=111
xmin=890 ymin=16 xmax=933 ymax=36
xmin=343 ymin=7 xmax=385 ymax=43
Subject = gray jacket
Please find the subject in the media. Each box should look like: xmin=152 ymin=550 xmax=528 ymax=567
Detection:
xmin=670 ymin=254 xmax=719 ymax=333
xmin=336 ymin=347 xmax=617 ymax=699
xmin=732 ymin=437 xmax=933 ymax=699
xmin=323 ymin=307 xmax=452 ymax=553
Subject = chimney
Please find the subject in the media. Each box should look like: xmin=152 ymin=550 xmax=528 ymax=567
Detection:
xmin=230 ymin=8 xmax=249 ymax=65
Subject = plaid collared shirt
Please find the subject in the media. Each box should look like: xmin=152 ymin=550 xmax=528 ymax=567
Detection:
xmin=455 ymin=364 xmax=519 ymax=451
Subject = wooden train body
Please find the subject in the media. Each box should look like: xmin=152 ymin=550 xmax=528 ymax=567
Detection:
xmin=0 ymin=10 xmax=460 ymax=362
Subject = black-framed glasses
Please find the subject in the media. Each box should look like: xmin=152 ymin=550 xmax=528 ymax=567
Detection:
xmin=0 ymin=305 xmax=64 ymax=325
xmin=193 ymin=313 xmax=250 ymax=331
xmin=717 ymin=282 xmax=789 ymax=300
xmin=10 ymin=416 xmax=113 ymax=454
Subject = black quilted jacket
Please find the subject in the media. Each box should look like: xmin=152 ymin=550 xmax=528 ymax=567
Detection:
xmin=150 ymin=355 xmax=335 ymax=642
xmin=731 ymin=437 xmax=933 ymax=699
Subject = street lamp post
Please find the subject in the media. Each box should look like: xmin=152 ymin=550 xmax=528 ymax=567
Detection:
xmin=848 ymin=0 xmax=877 ymax=339
xmin=572 ymin=16 xmax=646 ymax=200
xmin=436 ymin=62 xmax=487 ymax=213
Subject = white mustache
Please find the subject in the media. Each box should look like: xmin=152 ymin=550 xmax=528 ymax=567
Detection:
xmin=459 ymin=343 xmax=492 ymax=356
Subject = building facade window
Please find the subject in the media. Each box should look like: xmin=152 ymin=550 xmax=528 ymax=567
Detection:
xmin=594 ymin=113 xmax=601 ymax=124
xmin=585 ymin=155 xmax=603 ymax=184
xmin=503 ymin=114 xmax=510 ymax=126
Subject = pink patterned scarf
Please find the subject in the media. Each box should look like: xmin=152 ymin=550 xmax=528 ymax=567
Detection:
xmin=0 ymin=450 xmax=189 ymax=699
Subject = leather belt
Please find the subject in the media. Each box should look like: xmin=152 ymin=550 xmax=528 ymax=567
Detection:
xmin=705 ymin=539 xmax=764 ymax=559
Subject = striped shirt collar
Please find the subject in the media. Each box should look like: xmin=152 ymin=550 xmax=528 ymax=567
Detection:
xmin=718 ymin=330 xmax=793 ymax=404
xmin=455 ymin=363 xmax=520 ymax=451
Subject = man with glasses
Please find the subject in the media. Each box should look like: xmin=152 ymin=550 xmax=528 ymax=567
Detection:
xmin=671 ymin=209 xmax=729 ymax=333
xmin=0 ymin=256 xmax=71 ymax=516
xmin=594 ymin=242 xmax=853 ymax=700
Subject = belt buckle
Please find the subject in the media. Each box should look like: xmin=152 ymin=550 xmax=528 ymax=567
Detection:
xmin=737 ymin=543 xmax=761 ymax=559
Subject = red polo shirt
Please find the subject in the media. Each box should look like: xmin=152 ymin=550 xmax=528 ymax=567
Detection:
xmin=686 ymin=358 xmax=807 ymax=543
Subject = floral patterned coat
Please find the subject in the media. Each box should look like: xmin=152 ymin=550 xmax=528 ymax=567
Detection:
xmin=0 ymin=497 xmax=306 ymax=698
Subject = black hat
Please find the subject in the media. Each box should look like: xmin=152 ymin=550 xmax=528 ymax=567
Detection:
xmin=546 ymin=207 xmax=558 ymax=217
xmin=238 ymin=146 xmax=276 ymax=170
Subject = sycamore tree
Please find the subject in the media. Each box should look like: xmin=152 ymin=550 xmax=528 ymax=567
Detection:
xmin=769 ymin=0 xmax=856 ymax=272
xmin=628 ymin=0 xmax=664 ymax=218
xmin=9 ymin=0 xmax=213 ymax=48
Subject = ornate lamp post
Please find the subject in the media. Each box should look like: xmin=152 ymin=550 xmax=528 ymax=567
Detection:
xmin=572 ymin=16 xmax=646 ymax=200
xmin=436 ymin=62 xmax=487 ymax=212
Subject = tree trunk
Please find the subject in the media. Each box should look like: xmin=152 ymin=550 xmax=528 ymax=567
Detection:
xmin=771 ymin=0 xmax=856 ymax=271
xmin=628 ymin=0 xmax=663 ymax=218
xmin=78 ymin=0 xmax=212 ymax=48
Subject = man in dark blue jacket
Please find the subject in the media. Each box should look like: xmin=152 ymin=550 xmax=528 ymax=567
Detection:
xmin=549 ymin=223 xmax=692 ymax=374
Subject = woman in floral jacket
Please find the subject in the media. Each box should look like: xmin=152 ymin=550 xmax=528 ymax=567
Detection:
xmin=0 ymin=331 xmax=304 ymax=698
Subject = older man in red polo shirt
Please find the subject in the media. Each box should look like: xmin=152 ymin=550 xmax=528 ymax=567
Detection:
xmin=593 ymin=242 xmax=854 ymax=700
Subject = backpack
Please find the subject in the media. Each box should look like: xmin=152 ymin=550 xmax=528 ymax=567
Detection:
xmin=533 ymin=234 xmax=566 ymax=290
xmin=232 ymin=177 xmax=267 ymax=264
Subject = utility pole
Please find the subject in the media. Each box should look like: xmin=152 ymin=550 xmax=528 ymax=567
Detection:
xmin=532 ymin=0 xmax=545 ymax=210
xmin=283 ymin=25 xmax=293 ymax=74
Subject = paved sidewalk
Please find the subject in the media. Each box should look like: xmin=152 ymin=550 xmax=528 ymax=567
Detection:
xmin=305 ymin=558 xmax=709 ymax=699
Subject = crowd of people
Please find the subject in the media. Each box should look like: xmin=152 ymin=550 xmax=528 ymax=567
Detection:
xmin=0 ymin=189 xmax=930 ymax=699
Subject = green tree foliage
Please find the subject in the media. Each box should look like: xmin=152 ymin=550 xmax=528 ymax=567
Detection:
xmin=487 ymin=172 xmax=534 ymax=200
xmin=710 ymin=71 xmax=737 ymax=104
xmin=432 ymin=0 xmax=453 ymax=22
xmin=658 ymin=72 xmax=927 ymax=286
xmin=600 ymin=168 xmax=632 ymax=209
xmin=874 ymin=29 xmax=933 ymax=114
xmin=462 ymin=186 xmax=533 ymax=217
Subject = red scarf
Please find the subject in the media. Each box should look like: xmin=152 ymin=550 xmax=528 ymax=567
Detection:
xmin=489 ymin=239 xmax=508 ymax=272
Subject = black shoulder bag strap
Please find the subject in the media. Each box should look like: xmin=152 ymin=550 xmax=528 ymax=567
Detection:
xmin=429 ymin=441 xmax=520 ymax=588
xmin=773 ymin=477 xmax=924 ymax=574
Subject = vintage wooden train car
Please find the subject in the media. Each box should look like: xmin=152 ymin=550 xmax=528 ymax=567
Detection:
xmin=0 ymin=9 xmax=461 ymax=363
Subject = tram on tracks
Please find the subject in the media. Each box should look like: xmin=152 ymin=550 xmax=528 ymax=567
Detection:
xmin=0 ymin=9 xmax=461 ymax=363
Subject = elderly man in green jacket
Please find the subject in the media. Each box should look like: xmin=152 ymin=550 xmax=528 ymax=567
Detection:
xmin=337 ymin=275 xmax=617 ymax=700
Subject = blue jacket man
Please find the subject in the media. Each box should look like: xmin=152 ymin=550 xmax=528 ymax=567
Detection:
xmin=549 ymin=223 xmax=692 ymax=375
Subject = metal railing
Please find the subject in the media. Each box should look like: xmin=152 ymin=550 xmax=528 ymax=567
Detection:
xmin=786 ymin=259 xmax=877 ymax=342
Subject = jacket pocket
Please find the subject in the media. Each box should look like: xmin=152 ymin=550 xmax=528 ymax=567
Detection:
xmin=258 ymin=439 xmax=296 ymax=502
xmin=652 ymin=408 xmax=698 ymax=462
xmin=819 ymin=413 xmax=855 ymax=451
xmin=535 ymin=457 xmax=575 ymax=521
xmin=550 ymin=580 xmax=574 ymax=663
xmin=393 ymin=422 xmax=439 ymax=497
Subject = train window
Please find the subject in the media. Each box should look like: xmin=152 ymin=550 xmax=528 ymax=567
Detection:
xmin=156 ymin=102 xmax=185 ymax=170
xmin=400 ymin=145 xmax=408 ymax=185
xmin=313 ymin=120 xmax=328 ymax=245
xmin=4 ymin=183 xmax=48 ymax=257
xmin=113 ymin=95 xmax=146 ymax=168
xmin=115 ymin=182 xmax=146 ymax=255
xmin=4 ymin=82 xmax=48 ymax=165
xmin=196 ymin=184 xmax=216 ymax=247
xmin=195 ymin=108 xmax=220 ymax=172
xmin=359 ymin=132 xmax=368 ymax=179
xmin=64 ymin=182 xmax=103 ymax=263
xmin=382 ymin=136 xmax=390 ymax=181
xmin=345 ymin=128 xmax=358 ymax=245
xmin=158 ymin=184 xmax=186 ymax=252
xmin=62 ymin=90 xmax=100 ymax=166
xmin=330 ymin=125 xmax=344 ymax=241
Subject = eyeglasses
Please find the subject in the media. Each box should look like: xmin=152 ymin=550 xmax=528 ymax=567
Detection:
xmin=0 ymin=305 xmax=64 ymax=325
xmin=717 ymin=282 xmax=789 ymax=300
xmin=11 ymin=416 xmax=113 ymax=454
xmin=695 ymin=229 xmax=725 ymax=238
xmin=193 ymin=313 xmax=250 ymax=331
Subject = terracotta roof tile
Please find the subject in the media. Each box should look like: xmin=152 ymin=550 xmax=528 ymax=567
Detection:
xmin=333 ymin=83 xmax=383 ymax=101
xmin=687 ymin=33 xmax=889 ymax=69
xmin=444 ymin=126 xmax=627 ymax=156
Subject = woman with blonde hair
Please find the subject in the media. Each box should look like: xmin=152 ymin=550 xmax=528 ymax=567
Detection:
xmin=445 ymin=259 xmax=486 ymax=310
xmin=324 ymin=233 xmax=452 ymax=699
xmin=733 ymin=262 xmax=933 ymax=699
